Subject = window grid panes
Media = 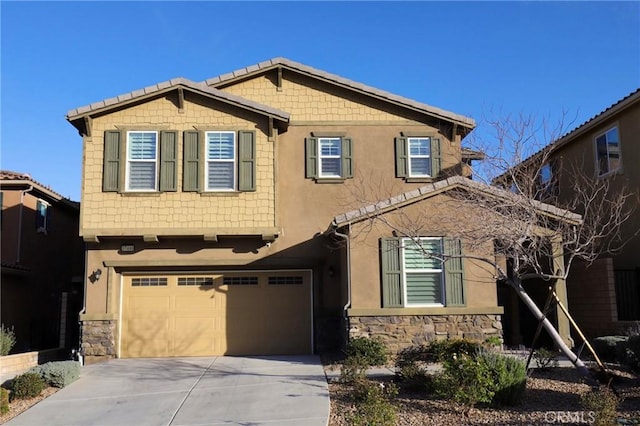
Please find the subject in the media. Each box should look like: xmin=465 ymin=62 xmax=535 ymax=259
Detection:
xmin=206 ymin=131 xmax=236 ymax=190
xmin=268 ymin=276 xmax=303 ymax=285
xmin=402 ymin=238 xmax=443 ymax=306
xmin=408 ymin=137 xmax=431 ymax=177
xmin=177 ymin=277 xmax=214 ymax=286
xmin=318 ymin=138 xmax=342 ymax=177
xmin=127 ymin=131 xmax=158 ymax=191
xmin=131 ymin=277 xmax=167 ymax=287
xmin=223 ymin=276 xmax=258 ymax=286
xmin=595 ymin=127 xmax=620 ymax=176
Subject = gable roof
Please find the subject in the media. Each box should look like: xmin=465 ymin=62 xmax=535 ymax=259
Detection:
xmin=66 ymin=77 xmax=290 ymax=135
xmin=331 ymin=175 xmax=581 ymax=228
xmin=205 ymin=57 xmax=476 ymax=130
xmin=496 ymin=88 xmax=640 ymax=180
xmin=0 ymin=170 xmax=79 ymax=207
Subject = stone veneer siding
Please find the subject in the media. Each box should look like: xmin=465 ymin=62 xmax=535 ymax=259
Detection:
xmin=348 ymin=314 xmax=503 ymax=353
xmin=81 ymin=320 xmax=116 ymax=363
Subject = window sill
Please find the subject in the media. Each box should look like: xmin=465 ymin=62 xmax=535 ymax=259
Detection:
xmin=120 ymin=192 xmax=162 ymax=197
xmin=598 ymin=168 xmax=624 ymax=179
xmin=405 ymin=177 xmax=434 ymax=183
xmin=348 ymin=306 xmax=504 ymax=316
xmin=314 ymin=178 xmax=346 ymax=184
xmin=199 ymin=191 xmax=241 ymax=197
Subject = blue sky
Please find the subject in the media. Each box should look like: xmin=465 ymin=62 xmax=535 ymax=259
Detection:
xmin=2 ymin=1 xmax=639 ymax=200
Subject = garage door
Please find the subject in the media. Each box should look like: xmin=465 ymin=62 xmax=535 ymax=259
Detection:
xmin=120 ymin=271 xmax=312 ymax=358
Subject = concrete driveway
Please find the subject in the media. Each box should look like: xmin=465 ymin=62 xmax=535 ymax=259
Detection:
xmin=7 ymin=356 xmax=329 ymax=426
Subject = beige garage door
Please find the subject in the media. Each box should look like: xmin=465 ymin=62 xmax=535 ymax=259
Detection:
xmin=120 ymin=272 xmax=312 ymax=358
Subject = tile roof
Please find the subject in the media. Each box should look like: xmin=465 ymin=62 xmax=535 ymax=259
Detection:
xmin=66 ymin=77 xmax=290 ymax=122
xmin=0 ymin=170 xmax=78 ymax=205
xmin=205 ymin=57 xmax=476 ymax=129
xmin=332 ymin=176 xmax=581 ymax=227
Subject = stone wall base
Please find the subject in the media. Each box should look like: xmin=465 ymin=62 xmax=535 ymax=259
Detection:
xmin=349 ymin=314 xmax=503 ymax=353
xmin=81 ymin=320 xmax=116 ymax=362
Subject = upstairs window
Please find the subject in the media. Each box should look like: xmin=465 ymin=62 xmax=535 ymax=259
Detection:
xmin=395 ymin=135 xmax=441 ymax=181
xmin=305 ymin=135 xmax=353 ymax=181
xmin=36 ymin=199 xmax=50 ymax=234
xmin=206 ymin=131 xmax=236 ymax=191
xmin=537 ymin=162 xmax=559 ymax=199
xmin=127 ymin=131 xmax=158 ymax=191
xmin=595 ymin=126 xmax=621 ymax=176
xmin=408 ymin=138 xmax=432 ymax=177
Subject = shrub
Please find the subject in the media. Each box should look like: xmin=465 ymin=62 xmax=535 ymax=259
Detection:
xmin=533 ymin=347 xmax=559 ymax=370
xmin=346 ymin=379 xmax=397 ymax=426
xmin=395 ymin=345 xmax=433 ymax=392
xmin=340 ymin=354 xmax=368 ymax=384
xmin=621 ymin=335 xmax=640 ymax=373
xmin=484 ymin=336 xmax=503 ymax=348
xmin=432 ymin=350 xmax=527 ymax=407
xmin=0 ymin=325 xmax=15 ymax=356
xmin=592 ymin=336 xmax=628 ymax=363
xmin=581 ymin=386 xmax=620 ymax=426
xmin=10 ymin=373 xmax=46 ymax=400
xmin=344 ymin=336 xmax=388 ymax=367
xmin=29 ymin=361 xmax=81 ymax=388
xmin=425 ymin=338 xmax=482 ymax=363
xmin=0 ymin=388 xmax=9 ymax=414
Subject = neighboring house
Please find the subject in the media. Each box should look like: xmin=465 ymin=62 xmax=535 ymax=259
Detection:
xmin=65 ymin=58 xmax=574 ymax=362
xmin=500 ymin=89 xmax=640 ymax=341
xmin=0 ymin=171 xmax=83 ymax=353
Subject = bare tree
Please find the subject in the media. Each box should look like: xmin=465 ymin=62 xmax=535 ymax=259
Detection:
xmin=339 ymin=112 xmax=636 ymax=380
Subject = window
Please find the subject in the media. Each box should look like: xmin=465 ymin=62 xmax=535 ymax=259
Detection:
xmin=268 ymin=276 xmax=303 ymax=285
xmin=126 ymin=131 xmax=158 ymax=191
xmin=318 ymin=138 xmax=342 ymax=177
xmin=36 ymin=199 xmax=50 ymax=234
xmin=206 ymin=131 xmax=236 ymax=191
xmin=178 ymin=277 xmax=214 ymax=286
xmin=223 ymin=276 xmax=258 ymax=285
xmin=182 ymin=130 xmax=256 ymax=192
xmin=395 ymin=136 xmax=441 ymax=180
xmin=305 ymin=136 xmax=353 ymax=180
xmin=402 ymin=238 xmax=444 ymax=305
xmin=536 ymin=162 xmax=559 ymax=199
xmin=595 ymin=126 xmax=621 ymax=176
xmin=103 ymin=130 xmax=177 ymax=192
xmin=408 ymin=138 xmax=431 ymax=177
xmin=381 ymin=237 xmax=464 ymax=307
xmin=131 ymin=277 xmax=167 ymax=287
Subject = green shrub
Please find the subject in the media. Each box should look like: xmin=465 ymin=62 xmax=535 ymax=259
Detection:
xmin=10 ymin=373 xmax=46 ymax=400
xmin=581 ymin=386 xmax=620 ymax=426
xmin=344 ymin=336 xmax=388 ymax=367
xmin=484 ymin=336 xmax=503 ymax=348
xmin=340 ymin=354 xmax=368 ymax=384
xmin=533 ymin=347 xmax=559 ymax=370
xmin=0 ymin=325 xmax=15 ymax=356
xmin=432 ymin=350 xmax=527 ymax=407
xmin=346 ymin=379 xmax=397 ymax=426
xmin=592 ymin=336 xmax=628 ymax=363
xmin=425 ymin=338 xmax=482 ymax=363
xmin=395 ymin=345 xmax=433 ymax=392
xmin=29 ymin=361 xmax=81 ymax=388
xmin=0 ymin=387 xmax=9 ymax=414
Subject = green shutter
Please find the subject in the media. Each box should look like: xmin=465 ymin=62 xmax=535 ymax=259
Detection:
xmin=103 ymin=131 xmax=122 ymax=192
xmin=238 ymin=131 xmax=256 ymax=191
xmin=305 ymin=137 xmax=318 ymax=178
xmin=341 ymin=137 xmax=353 ymax=179
xmin=381 ymin=238 xmax=403 ymax=307
xmin=159 ymin=131 xmax=177 ymax=192
xmin=444 ymin=237 xmax=465 ymax=306
xmin=431 ymin=138 xmax=441 ymax=178
xmin=395 ymin=137 xmax=407 ymax=178
xmin=183 ymin=131 xmax=201 ymax=192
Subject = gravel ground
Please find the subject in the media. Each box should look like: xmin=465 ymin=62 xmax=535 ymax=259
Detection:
xmin=328 ymin=367 xmax=640 ymax=425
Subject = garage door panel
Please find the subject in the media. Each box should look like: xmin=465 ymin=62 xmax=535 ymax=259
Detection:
xmin=121 ymin=272 xmax=312 ymax=358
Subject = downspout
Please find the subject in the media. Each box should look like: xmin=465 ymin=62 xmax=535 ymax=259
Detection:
xmin=331 ymin=223 xmax=352 ymax=340
xmin=16 ymin=185 xmax=34 ymax=264
xmin=76 ymin=244 xmax=88 ymax=366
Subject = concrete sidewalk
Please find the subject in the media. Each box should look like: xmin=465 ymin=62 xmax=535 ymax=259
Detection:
xmin=7 ymin=356 xmax=329 ymax=426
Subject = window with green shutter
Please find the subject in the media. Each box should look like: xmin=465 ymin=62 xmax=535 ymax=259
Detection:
xmin=102 ymin=130 xmax=178 ymax=193
xmin=305 ymin=135 xmax=353 ymax=181
xmin=394 ymin=136 xmax=441 ymax=180
xmin=380 ymin=236 xmax=465 ymax=308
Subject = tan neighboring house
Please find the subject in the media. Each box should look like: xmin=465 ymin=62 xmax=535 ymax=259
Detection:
xmin=503 ymin=89 xmax=640 ymax=341
xmin=66 ymin=58 xmax=577 ymax=362
xmin=0 ymin=171 xmax=83 ymax=353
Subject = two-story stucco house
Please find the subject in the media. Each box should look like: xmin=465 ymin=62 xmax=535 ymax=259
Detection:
xmin=1 ymin=171 xmax=84 ymax=353
xmin=67 ymin=58 xmax=577 ymax=362
xmin=502 ymin=89 xmax=640 ymax=341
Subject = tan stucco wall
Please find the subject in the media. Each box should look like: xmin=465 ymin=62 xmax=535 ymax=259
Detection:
xmin=82 ymin=94 xmax=275 ymax=235
xmin=347 ymin=192 xmax=499 ymax=311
